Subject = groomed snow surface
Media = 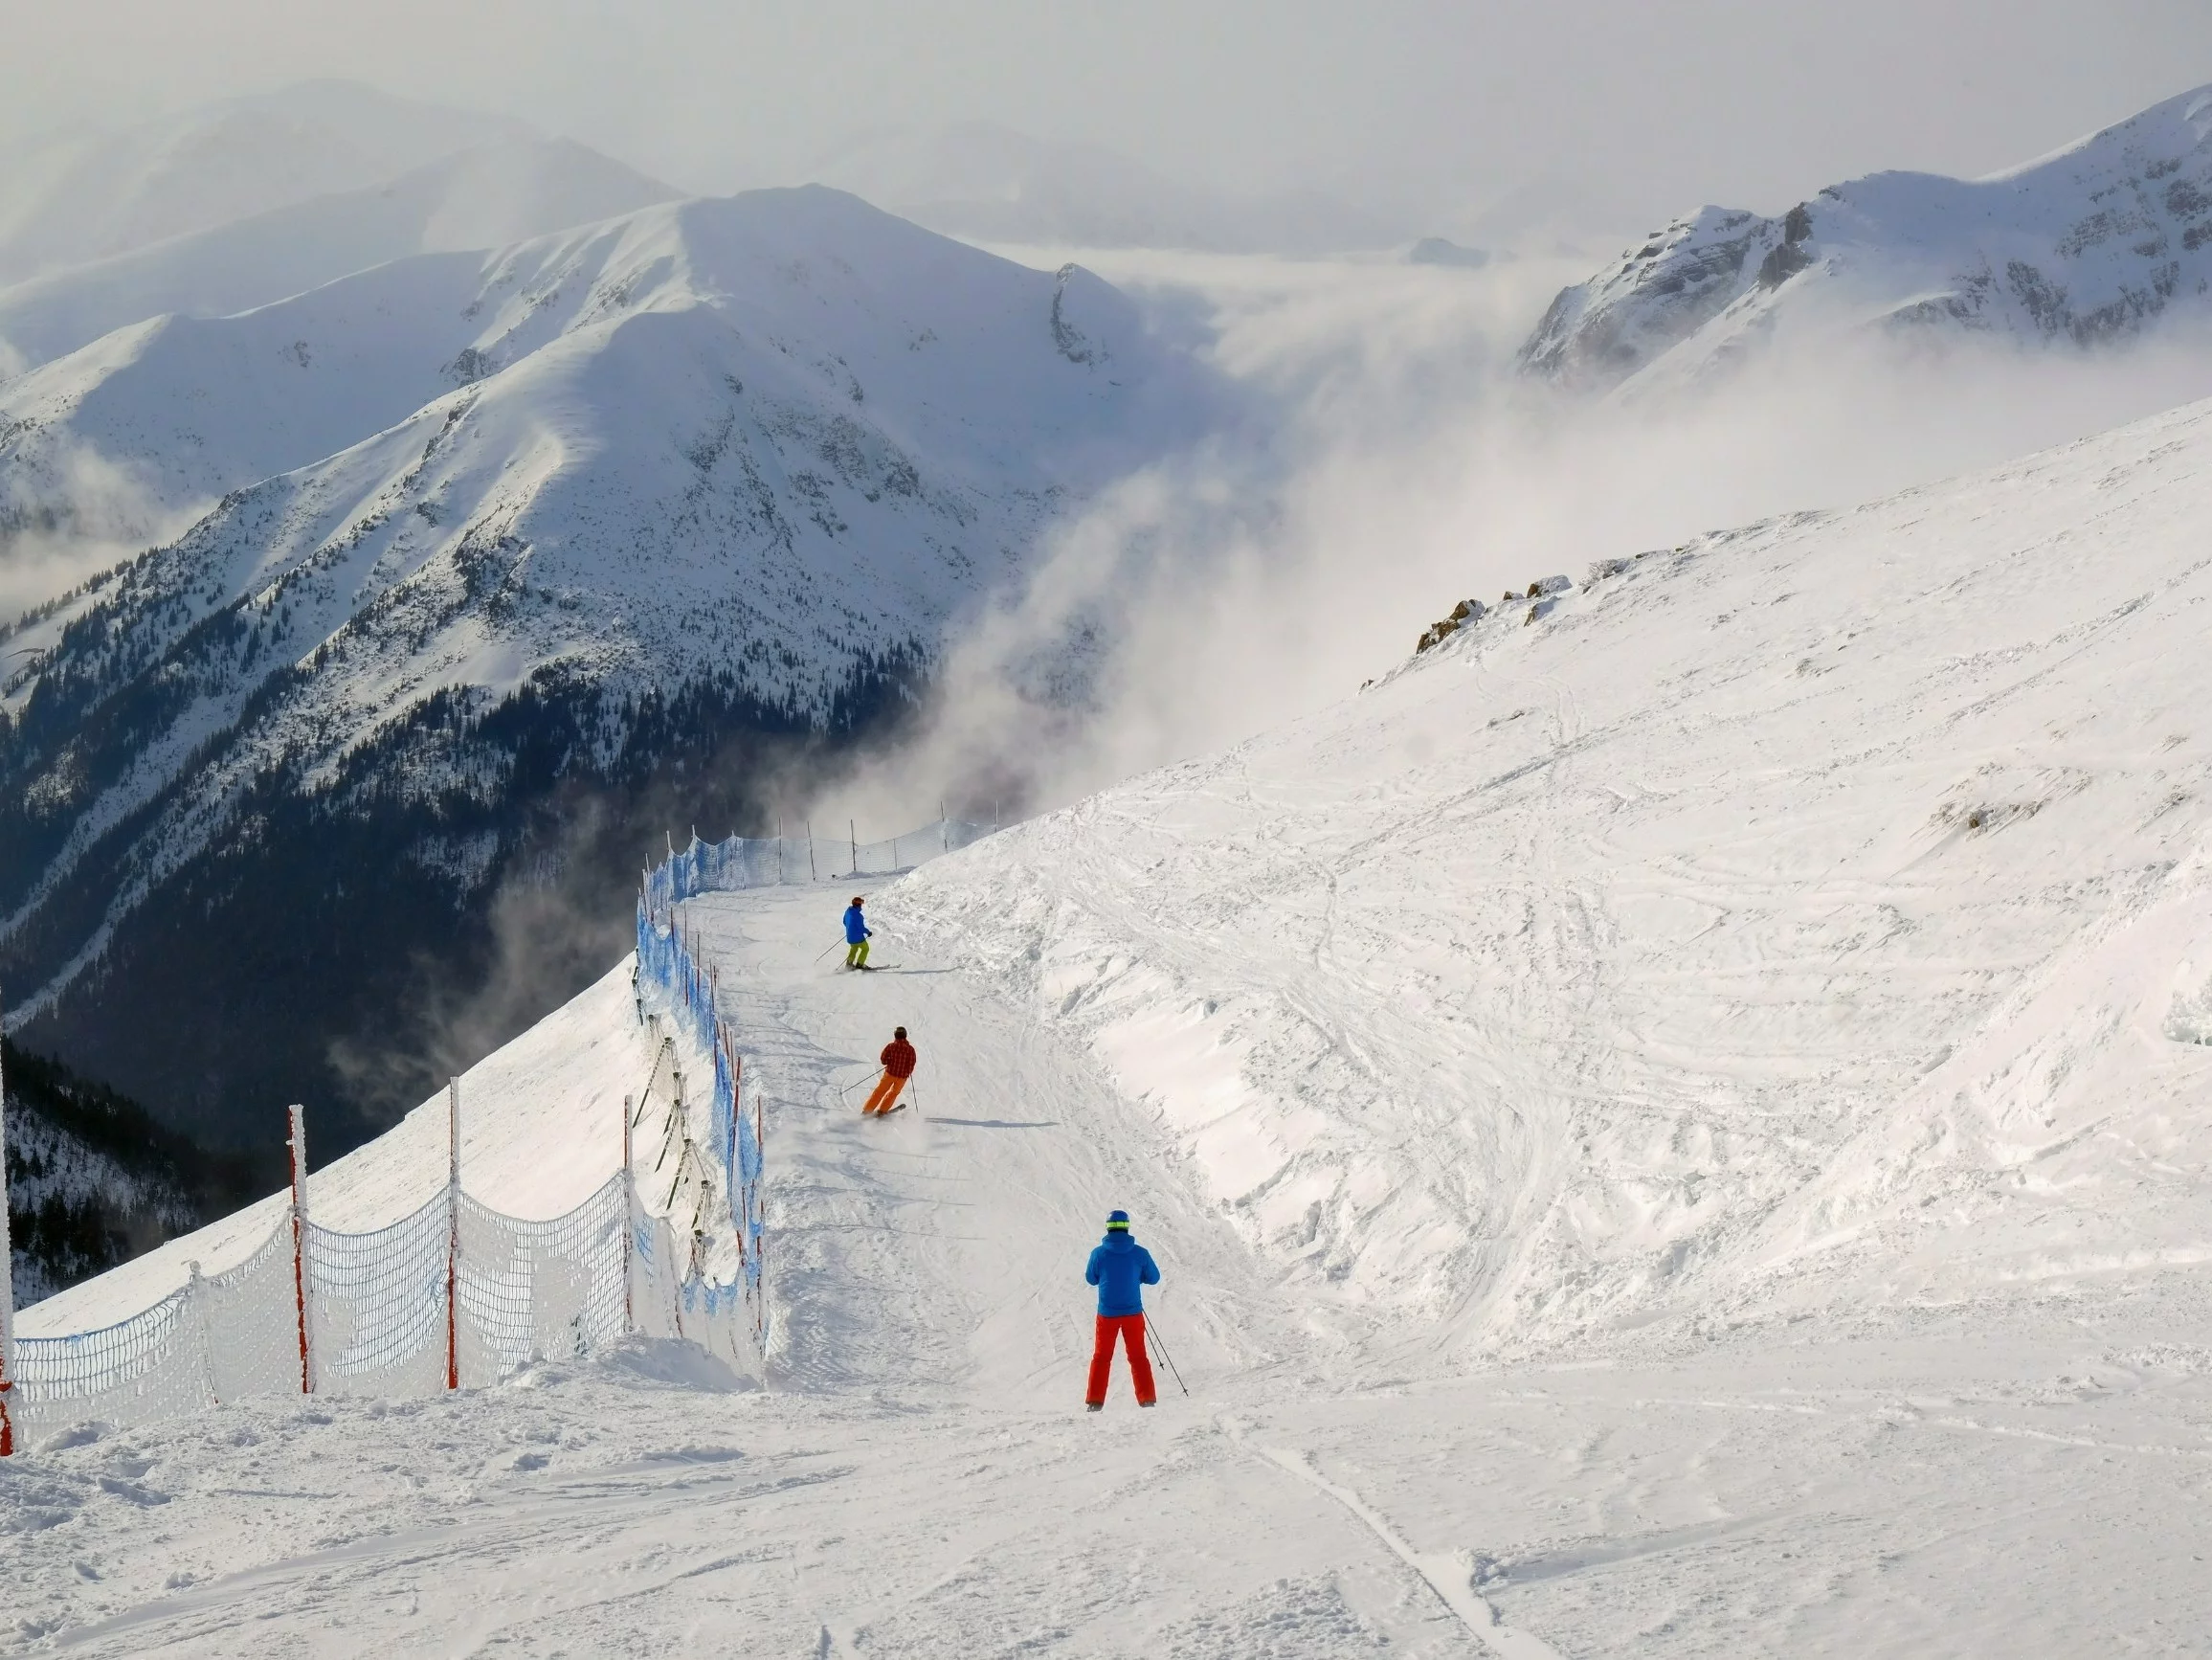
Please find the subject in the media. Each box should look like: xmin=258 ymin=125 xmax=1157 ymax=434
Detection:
xmin=11 ymin=393 xmax=2212 ymax=1653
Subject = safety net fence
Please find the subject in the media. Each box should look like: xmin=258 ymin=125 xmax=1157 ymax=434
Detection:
xmin=0 ymin=1157 xmax=748 ymax=1440
xmin=630 ymin=814 xmax=995 ymax=1369
xmin=643 ymin=817 xmax=993 ymax=915
xmin=0 ymin=816 xmax=985 ymax=1452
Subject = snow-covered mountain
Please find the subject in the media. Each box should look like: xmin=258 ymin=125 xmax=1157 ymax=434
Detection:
xmin=1521 ymin=85 xmax=2212 ymax=391
xmin=0 ymin=186 xmax=1210 ymax=1153
xmin=813 ymin=121 xmax=1402 ymax=254
xmin=0 ymin=138 xmax=680 ymax=377
xmin=0 ymin=81 xmax=529 ymax=285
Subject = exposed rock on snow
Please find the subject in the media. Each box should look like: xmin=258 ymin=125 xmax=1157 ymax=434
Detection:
xmin=1521 ymin=85 xmax=2212 ymax=391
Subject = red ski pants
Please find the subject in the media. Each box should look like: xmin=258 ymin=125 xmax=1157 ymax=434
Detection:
xmin=862 ymin=1073 xmax=907 ymax=1114
xmin=1085 ymin=1313 xmax=1156 ymax=1406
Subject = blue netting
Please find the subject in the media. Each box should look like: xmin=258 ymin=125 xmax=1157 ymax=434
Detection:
xmin=634 ymin=817 xmax=977 ymax=1351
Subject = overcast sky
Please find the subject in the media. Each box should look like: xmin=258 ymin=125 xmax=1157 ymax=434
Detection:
xmin=8 ymin=0 xmax=2212 ymax=232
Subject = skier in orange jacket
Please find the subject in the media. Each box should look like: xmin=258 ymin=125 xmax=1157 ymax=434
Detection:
xmin=862 ymin=1027 xmax=917 ymax=1115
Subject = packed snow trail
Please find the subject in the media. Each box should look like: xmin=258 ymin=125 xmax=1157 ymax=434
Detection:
xmin=680 ymin=883 xmax=1314 ymax=1408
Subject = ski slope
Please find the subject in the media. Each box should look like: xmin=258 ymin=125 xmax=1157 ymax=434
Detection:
xmin=893 ymin=391 xmax=2212 ymax=1362
xmin=10 ymin=392 xmax=2212 ymax=1651
xmin=7 ymin=877 xmax=2209 ymax=1654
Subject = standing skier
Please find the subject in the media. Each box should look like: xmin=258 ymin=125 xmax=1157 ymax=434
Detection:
xmin=842 ymin=895 xmax=872 ymax=970
xmin=1084 ymin=1209 xmax=1159 ymax=1410
xmin=862 ymin=1026 xmax=917 ymax=1115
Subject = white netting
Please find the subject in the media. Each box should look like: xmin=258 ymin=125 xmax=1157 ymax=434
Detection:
xmin=630 ymin=1212 xmax=686 ymax=1344
xmin=457 ymin=1178 xmax=627 ymax=1384
xmin=627 ymin=1209 xmax=749 ymax=1372
xmin=307 ymin=1192 xmax=452 ymax=1397
xmin=5 ymin=825 xmax=782 ymax=1443
xmin=202 ymin=1223 xmax=309 ymax=1403
xmin=11 ymin=1290 xmax=208 ymax=1437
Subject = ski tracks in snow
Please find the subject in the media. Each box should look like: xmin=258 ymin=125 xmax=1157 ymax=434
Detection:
xmin=680 ymin=883 xmax=1297 ymax=1409
xmin=1232 ymin=1421 xmax=1568 ymax=1660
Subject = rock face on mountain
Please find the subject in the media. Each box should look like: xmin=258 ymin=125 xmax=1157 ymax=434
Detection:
xmin=1521 ymin=85 xmax=2212 ymax=392
xmin=0 ymin=186 xmax=1209 ymax=1154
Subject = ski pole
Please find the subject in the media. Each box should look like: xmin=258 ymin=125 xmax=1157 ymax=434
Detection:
xmin=814 ymin=938 xmax=844 ymax=965
xmin=1146 ymin=1316 xmax=1189 ymax=1397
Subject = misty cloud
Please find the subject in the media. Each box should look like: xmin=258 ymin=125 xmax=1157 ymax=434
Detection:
xmin=793 ymin=249 xmax=2212 ymax=833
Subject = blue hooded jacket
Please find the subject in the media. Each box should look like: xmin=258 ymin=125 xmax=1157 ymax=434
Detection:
xmin=843 ymin=904 xmax=870 ymax=945
xmin=1085 ymin=1232 xmax=1160 ymax=1316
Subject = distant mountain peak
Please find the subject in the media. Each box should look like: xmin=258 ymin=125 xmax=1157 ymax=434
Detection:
xmin=0 ymin=81 xmax=546 ymax=284
xmin=1521 ymin=83 xmax=2212 ymax=393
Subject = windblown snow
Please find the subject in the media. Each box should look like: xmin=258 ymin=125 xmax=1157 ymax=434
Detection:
xmin=8 ymin=378 xmax=2212 ymax=1654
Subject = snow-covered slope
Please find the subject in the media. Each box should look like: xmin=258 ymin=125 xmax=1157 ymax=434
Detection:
xmin=12 ymin=381 xmax=2212 ymax=1650
xmin=1522 ymin=85 xmax=2212 ymax=391
xmin=0 ymin=186 xmax=1210 ymax=1148
xmin=0 ymin=138 xmax=680 ymax=377
xmin=0 ymin=81 xmax=528 ymax=285
xmin=893 ymin=389 xmax=2212 ymax=1357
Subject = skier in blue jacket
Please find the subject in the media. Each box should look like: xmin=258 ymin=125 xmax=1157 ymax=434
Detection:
xmin=1084 ymin=1209 xmax=1159 ymax=1409
xmin=842 ymin=896 xmax=872 ymax=970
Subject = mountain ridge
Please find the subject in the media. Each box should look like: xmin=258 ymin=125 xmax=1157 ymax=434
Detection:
xmin=1521 ymin=83 xmax=2212 ymax=392
xmin=0 ymin=186 xmax=1211 ymax=1154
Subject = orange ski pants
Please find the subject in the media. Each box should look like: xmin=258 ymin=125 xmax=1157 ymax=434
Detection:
xmin=1085 ymin=1312 xmax=1157 ymax=1406
xmin=862 ymin=1072 xmax=908 ymax=1114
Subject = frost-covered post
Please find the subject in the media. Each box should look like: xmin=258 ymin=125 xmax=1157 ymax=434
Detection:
xmin=620 ymin=1093 xmax=636 ymax=1333
xmin=186 ymin=1259 xmax=216 ymax=1406
xmin=445 ymin=1077 xmax=461 ymax=1392
xmin=0 ymin=990 xmax=16 ymax=1458
xmin=849 ymin=819 xmax=858 ymax=877
xmin=287 ymin=1105 xmax=317 ymax=1394
xmin=806 ymin=820 xmax=817 ymax=883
